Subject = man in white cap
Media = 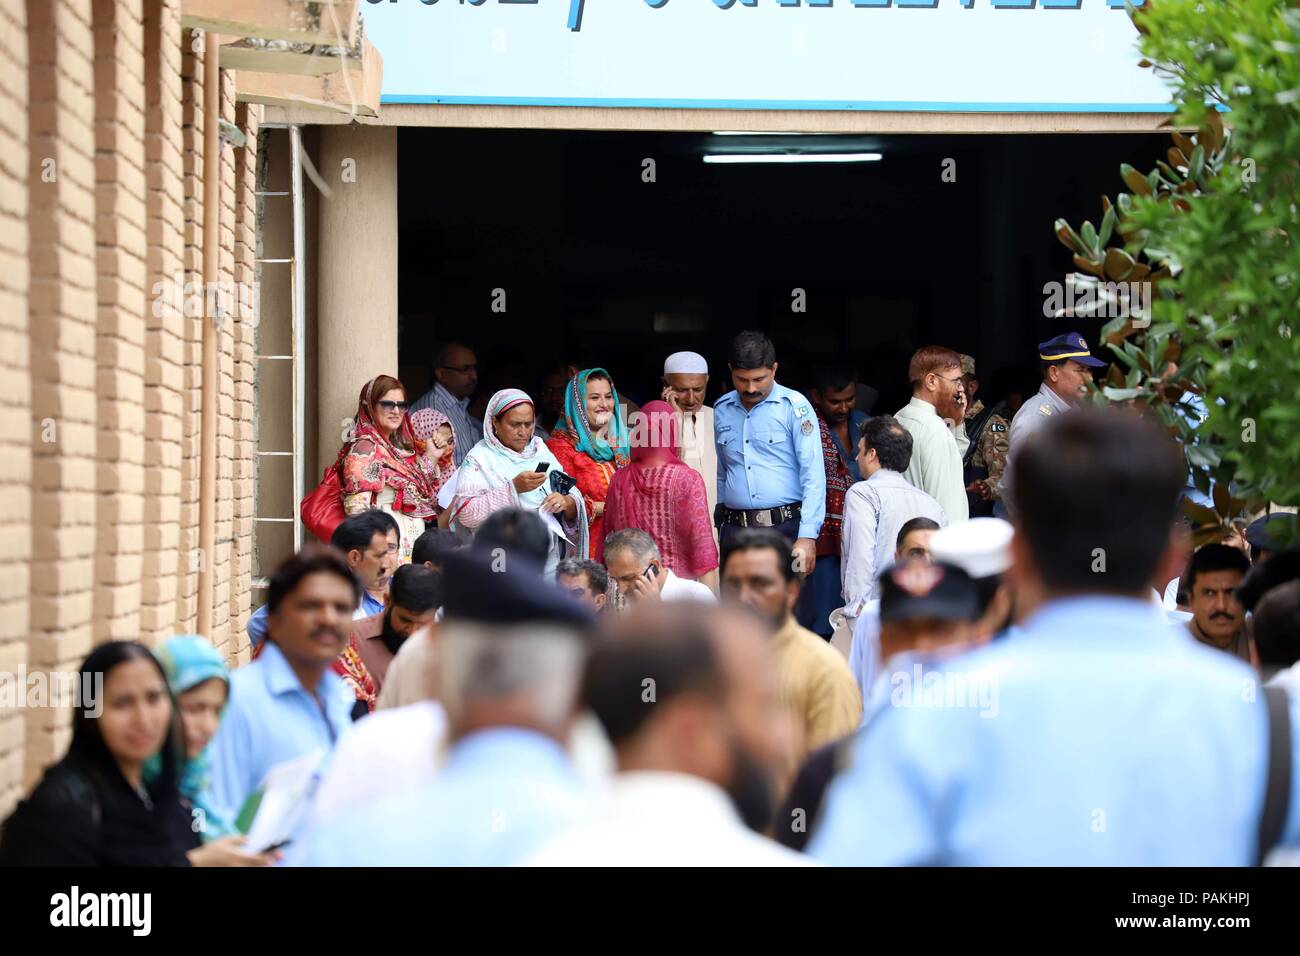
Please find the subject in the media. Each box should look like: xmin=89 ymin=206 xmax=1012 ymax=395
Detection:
xmin=662 ymin=350 xmax=718 ymax=541
xmin=929 ymin=517 xmax=1019 ymax=640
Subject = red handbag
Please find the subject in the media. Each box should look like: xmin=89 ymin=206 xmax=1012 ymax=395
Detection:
xmin=301 ymin=462 xmax=346 ymax=544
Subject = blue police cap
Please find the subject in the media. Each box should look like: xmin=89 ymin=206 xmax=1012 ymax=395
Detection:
xmin=1037 ymin=331 xmax=1107 ymax=368
xmin=440 ymin=548 xmax=596 ymax=630
xmin=1246 ymin=513 xmax=1297 ymax=553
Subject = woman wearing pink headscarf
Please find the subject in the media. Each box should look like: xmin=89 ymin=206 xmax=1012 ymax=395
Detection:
xmin=599 ymin=400 xmax=718 ymax=590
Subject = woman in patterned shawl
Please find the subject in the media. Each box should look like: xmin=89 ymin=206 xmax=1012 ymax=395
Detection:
xmin=338 ymin=374 xmax=454 ymax=563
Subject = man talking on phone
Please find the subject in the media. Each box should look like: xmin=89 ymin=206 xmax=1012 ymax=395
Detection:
xmin=603 ymin=529 xmax=715 ymax=608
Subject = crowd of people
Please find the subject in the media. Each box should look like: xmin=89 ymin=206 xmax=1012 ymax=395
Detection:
xmin=3 ymin=330 xmax=1299 ymax=867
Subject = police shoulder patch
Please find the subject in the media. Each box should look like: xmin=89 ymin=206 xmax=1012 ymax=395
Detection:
xmin=801 ymin=418 xmax=814 ymax=436
xmin=794 ymin=404 xmax=809 ymax=418
xmin=990 ymin=422 xmax=1007 ymax=432
xmin=1039 ymin=404 xmax=1053 ymax=416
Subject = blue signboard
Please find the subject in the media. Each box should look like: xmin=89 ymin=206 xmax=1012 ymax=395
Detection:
xmin=363 ymin=0 xmax=1171 ymax=112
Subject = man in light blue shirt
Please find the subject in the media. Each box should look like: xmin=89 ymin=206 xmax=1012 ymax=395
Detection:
xmin=247 ymin=510 xmax=397 ymax=646
xmin=812 ymin=407 xmax=1300 ymax=865
xmin=714 ymin=331 xmax=826 ymax=577
xmin=208 ymin=545 xmax=361 ymax=826
xmin=294 ymin=547 xmax=597 ymax=866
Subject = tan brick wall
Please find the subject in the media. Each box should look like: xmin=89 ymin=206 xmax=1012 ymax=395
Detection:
xmin=140 ymin=0 xmax=184 ymax=642
xmin=0 ymin=0 xmax=31 ymax=820
xmin=2 ymin=1 xmax=264 ymax=804
xmin=25 ymin=0 xmax=99 ymax=786
xmin=92 ymin=0 xmax=146 ymax=645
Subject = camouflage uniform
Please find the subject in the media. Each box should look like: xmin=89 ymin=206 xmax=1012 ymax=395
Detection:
xmin=963 ymin=398 xmax=1011 ymax=516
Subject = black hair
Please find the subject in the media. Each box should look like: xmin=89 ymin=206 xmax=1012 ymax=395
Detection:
xmin=433 ymin=341 xmax=473 ymax=369
xmin=728 ymin=330 xmax=776 ymax=371
xmin=69 ymin=641 xmax=182 ymax=804
xmin=1236 ymin=550 xmax=1300 ymax=613
xmin=412 ymin=527 xmax=466 ymax=566
xmin=471 ymin=507 xmax=550 ymax=571
xmin=1183 ymin=543 xmax=1251 ymax=593
xmin=812 ymin=361 xmax=858 ymax=394
xmin=582 ymin=611 xmax=725 ymax=747
xmin=557 ymin=558 xmax=609 ymax=598
xmin=720 ymin=528 xmax=797 ymax=584
xmin=860 ymin=414 xmax=914 ymax=474
xmin=389 ymin=563 xmax=442 ymax=615
xmin=1010 ymin=407 xmax=1185 ymax=594
xmin=267 ymin=543 xmax=362 ymax=616
xmin=1251 ymin=580 xmax=1300 ymax=669
xmin=330 ymin=510 xmax=396 ymax=556
xmin=896 ymin=516 xmax=941 ymax=551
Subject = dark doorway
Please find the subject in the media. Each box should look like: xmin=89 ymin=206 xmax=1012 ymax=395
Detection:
xmin=397 ymin=128 xmax=1165 ymax=415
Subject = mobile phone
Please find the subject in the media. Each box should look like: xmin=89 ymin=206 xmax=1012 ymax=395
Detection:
xmin=643 ymin=562 xmax=659 ymax=580
xmin=534 ymin=462 xmax=550 ymax=473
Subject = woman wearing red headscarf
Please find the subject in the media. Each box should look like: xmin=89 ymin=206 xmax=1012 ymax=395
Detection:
xmin=599 ymin=400 xmax=718 ymax=590
xmin=338 ymin=374 xmax=455 ymax=563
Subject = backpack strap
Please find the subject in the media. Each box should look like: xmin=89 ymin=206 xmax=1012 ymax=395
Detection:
xmin=1258 ymin=683 xmax=1292 ymax=866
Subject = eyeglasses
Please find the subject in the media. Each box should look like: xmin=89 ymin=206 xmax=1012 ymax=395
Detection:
xmin=438 ymin=364 xmax=478 ymax=375
xmin=376 ymin=400 xmax=409 ymax=412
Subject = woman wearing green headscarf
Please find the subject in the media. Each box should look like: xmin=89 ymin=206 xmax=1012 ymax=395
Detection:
xmin=545 ymin=367 xmax=631 ymax=549
xmin=152 ymin=636 xmax=278 ymax=866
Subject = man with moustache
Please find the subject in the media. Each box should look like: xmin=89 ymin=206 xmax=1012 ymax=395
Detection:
xmin=713 ymin=331 xmax=826 ymax=579
xmin=661 ymin=350 xmax=718 ymax=537
xmin=720 ymin=529 xmax=860 ymax=801
xmin=1183 ymin=543 xmax=1253 ymax=663
xmin=208 ymin=545 xmax=361 ymax=825
xmin=524 ymin=603 xmax=809 ymax=866
xmin=894 ymin=346 xmax=971 ymax=524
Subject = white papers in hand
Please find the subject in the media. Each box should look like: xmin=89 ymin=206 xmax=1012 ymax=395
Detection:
xmin=241 ymin=748 xmax=327 ymax=853
xmin=437 ymin=469 xmax=460 ymax=510
xmin=539 ymin=506 xmax=573 ymax=545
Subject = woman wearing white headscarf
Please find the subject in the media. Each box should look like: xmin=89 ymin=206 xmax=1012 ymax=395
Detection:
xmin=449 ymin=388 xmax=589 ymax=575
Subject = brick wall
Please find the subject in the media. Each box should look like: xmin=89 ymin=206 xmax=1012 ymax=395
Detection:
xmin=0 ymin=0 xmax=32 ymax=819
xmin=1 ymin=0 xmax=261 ymax=810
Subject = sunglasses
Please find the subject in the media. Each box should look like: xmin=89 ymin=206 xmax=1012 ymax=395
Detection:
xmin=376 ymin=400 xmax=409 ymax=412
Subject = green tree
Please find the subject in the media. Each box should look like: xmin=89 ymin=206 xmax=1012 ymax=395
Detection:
xmin=1053 ymin=0 xmax=1300 ymax=544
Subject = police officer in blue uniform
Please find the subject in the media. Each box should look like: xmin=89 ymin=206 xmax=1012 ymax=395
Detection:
xmin=713 ymin=331 xmax=826 ymax=575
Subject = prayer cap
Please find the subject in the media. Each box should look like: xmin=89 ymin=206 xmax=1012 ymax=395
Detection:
xmin=664 ymin=351 xmax=709 ymax=375
xmin=930 ymin=518 xmax=1014 ymax=581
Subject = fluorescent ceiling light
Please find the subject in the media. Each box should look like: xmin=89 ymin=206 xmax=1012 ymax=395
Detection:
xmin=702 ymin=152 xmax=883 ymax=164
xmin=711 ymin=130 xmax=837 ymax=136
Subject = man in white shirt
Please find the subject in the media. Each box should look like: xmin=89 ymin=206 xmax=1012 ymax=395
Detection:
xmin=524 ymin=602 xmax=809 ymax=866
xmin=1003 ymin=332 xmax=1106 ymax=512
xmin=894 ymin=346 xmax=970 ymax=523
xmin=661 ymin=350 xmax=718 ymax=541
xmin=604 ymin=528 xmax=716 ymax=608
xmin=841 ymin=414 xmax=948 ymax=627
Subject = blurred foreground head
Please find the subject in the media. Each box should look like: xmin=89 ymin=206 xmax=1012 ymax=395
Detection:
xmin=1008 ymin=406 xmax=1185 ymax=601
xmin=437 ymin=548 xmax=594 ymax=741
xmin=582 ymin=603 xmax=790 ymax=832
